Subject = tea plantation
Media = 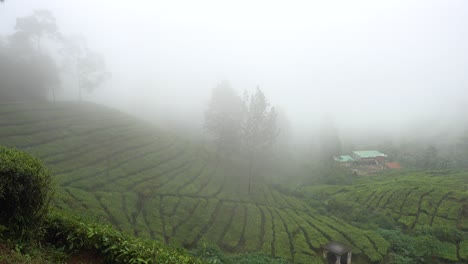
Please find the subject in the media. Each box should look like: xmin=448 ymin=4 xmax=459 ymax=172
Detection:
xmin=0 ymin=103 xmax=394 ymax=263
xmin=300 ymin=170 xmax=468 ymax=262
xmin=1 ymin=102 xmax=466 ymax=263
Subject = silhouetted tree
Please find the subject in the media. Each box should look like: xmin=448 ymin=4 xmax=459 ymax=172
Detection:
xmin=0 ymin=10 xmax=62 ymax=102
xmin=242 ymin=87 xmax=278 ymax=194
xmin=61 ymin=36 xmax=111 ymax=100
xmin=204 ymin=81 xmax=245 ymax=157
xmin=274 ymin=106 xmax=292 ymax=153
xmin=204 ymin=84 xmax=279 ymax=193
xmin=0 ymin=49 xmax=56 ymax=102
xmin=14 ymin=10 xmax=60 ymax=52
xmin=0 ymin=17 xmax=60 ymax=102
xmin=418 ymin=145 xmax=449 ymax=170
xmin=1 ymin=10 xmax=109 ymax=102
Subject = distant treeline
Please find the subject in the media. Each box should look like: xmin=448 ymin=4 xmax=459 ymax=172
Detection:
xmin=0 ymin=10 xmax=109 ymax=102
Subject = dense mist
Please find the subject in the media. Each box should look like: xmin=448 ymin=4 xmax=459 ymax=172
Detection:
xmin=1 ymin=0 xmax=468 ymax=145
xmin=1 ymin=2 xmax=468 ymax=263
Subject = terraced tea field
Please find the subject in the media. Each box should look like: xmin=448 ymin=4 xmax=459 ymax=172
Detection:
xmin=0 ymin=102 xmax=395 ymax=263
xmin=301 ymin=170 xmax=468 ymax=262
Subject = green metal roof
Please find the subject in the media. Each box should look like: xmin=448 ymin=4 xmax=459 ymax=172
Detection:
xmin=333 ymin=155 xmax=354 ymax=162
xmin=352 ymin=150 xmax=387 ymax=158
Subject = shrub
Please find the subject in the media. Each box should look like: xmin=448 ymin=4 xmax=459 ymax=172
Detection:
xmin=378 ymin=229 xmax=460 ymax=263
xmin=190 ymin=244 xmax=291 ymax=264
xmin=0 ymin=146 xmax=53 ymax=239
xmin=415 ymin=225 xmax=463 ymax=243
xmin=191 ymin=244 xmax=226 ymax=264
xmin=45 ymin=211 xmax=204 ymax=264
xmin=226 ymin=252 xmax=289 ymax=264
xmin=388 ymin=253 xmax=415 ymax=264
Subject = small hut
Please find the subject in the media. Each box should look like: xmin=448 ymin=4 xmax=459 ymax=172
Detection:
xmin=322 ymin=241 xmax=352 ymax=264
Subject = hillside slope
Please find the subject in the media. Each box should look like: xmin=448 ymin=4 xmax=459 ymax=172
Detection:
xmin=0 ymin=102 xmax=391 ymax=263
xmin=300 ymin=170 xmax=468 ymax=262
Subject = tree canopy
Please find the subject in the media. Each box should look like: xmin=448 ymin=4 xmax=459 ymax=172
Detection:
xmin=0 ymin=34 xmax=60 ymax=102
xmin=204 ymin=81 xmax=245 ymax=155
xmin=0 ymin=10 xmax=109 ymax=102
xmin=204 ymin=84 xmax=279 ymax=193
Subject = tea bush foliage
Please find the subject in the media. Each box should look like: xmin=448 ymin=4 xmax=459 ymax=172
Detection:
xmin=45 ymin=211 xmax=204 ymax=264
xmin=0 ymin=146 xmax=53 ymax=239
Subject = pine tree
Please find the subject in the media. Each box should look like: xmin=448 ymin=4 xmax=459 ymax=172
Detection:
xmin=242 ymin=87 xmax=278 ymax=194
xmin=204 ymin=81 xmax=245 ymax=157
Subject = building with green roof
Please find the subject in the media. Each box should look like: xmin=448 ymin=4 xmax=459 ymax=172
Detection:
xmin=351 ymin=150 xmax=387 ymax=164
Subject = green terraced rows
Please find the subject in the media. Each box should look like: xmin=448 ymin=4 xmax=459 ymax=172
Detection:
xmin=302 ymin=170 xmax=468 ymax=262
xmin=0 ymin=102 xmax=392 ymax=263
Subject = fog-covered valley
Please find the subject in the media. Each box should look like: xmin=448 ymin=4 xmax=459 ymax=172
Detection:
xmin=0 ymin=1 xmax=467 ymax=264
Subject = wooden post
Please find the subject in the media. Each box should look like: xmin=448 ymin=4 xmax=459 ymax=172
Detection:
xmin=347 ymin=252 xmax=352 ymax=264
xmin=335 ymin=255 xmax=341 ymax=264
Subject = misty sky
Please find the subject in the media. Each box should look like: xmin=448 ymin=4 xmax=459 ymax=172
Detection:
xmin=1 ymin=0 xmax=468 ymax=139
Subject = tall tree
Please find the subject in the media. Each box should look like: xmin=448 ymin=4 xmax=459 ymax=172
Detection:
xmin=61 ymin=36 xmax=111 ymax=100
xmin=418 ymin=145 xmax=448 ymax=170
xmin=274 ymin=106 xmax=292 ymax=153
xmin=0 ymin=12 xmax=61 ymax=102
xmin=0 ymin=50 xmax=59 ymax=102
xmin=204 ymin=81 xmax=245 ymax=157
xmin=1 ymin=10 xmax=109 ymax=102
xmin=242 ymin=87 xmax=278 ymax=194
xmin=14 ymin=10 xmax=60 ymax=52
xmin=5 ymin=10 xmax=62 ymax=102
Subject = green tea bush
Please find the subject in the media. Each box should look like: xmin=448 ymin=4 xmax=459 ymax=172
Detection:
xmin=0 ymin=146 xmax=52 ymax=238
xmin=226 ymin=252 xmax=289 ymax=264
xmin=191 ymin=244 xmax=226 ymax=264
xmin=415 ymin=225 xmax=463 ymax=244
xmin=45 ymin=211 xmax=204 ymax=264
xmin=460 ymin=240 xmax=468 ymax=260
xmin=378 ymin=228 xmax=460 ymax=263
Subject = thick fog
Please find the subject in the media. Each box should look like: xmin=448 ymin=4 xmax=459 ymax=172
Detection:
xmin=1 ymin=0 xmax=468 ymax=143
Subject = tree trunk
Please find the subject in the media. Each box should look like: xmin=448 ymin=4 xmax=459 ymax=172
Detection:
xmin=78 ymin=77 xmax=82 ymax=101
xmin=51 ymin=87 xmax=56 ymax=103
xmin=248 ymin=152 xmax=254 ymax=194
xmin=76 ymin=63 xmax=82 ymax=101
